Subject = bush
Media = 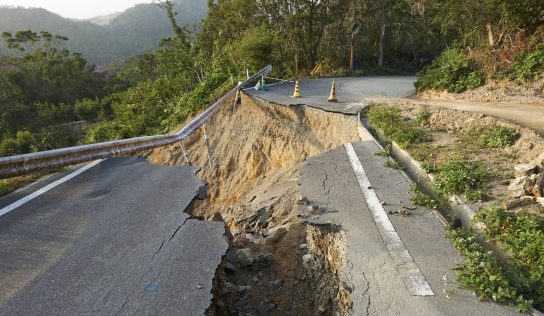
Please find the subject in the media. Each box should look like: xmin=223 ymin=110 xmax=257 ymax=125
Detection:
xmin=511 ymin=42 xmax=544 ymax=82
xmin=480 ymin=125 xmax=519 ymax=148
xmin=415 ymin=48 xmax=485 ymax=93
xmin=74 ymin=98 xmax=102 ymax=121
xmin=82 ymin=122 xmax=123 ymax=144
xmin=434 ymin=158 xmax=488 ymax=202
xmin=0 ymin=131 xmax=37 ymax=157
xmin=367 ymin=106 xmax=430 ymax=148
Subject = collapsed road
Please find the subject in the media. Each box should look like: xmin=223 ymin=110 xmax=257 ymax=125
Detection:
xmin=0 ymin=77 xmax=523 ymax=315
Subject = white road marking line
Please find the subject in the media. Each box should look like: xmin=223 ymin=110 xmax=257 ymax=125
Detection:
xmin=0 ymin=159 xmax=105 ymax=218
xmin=344 ymin=143 xmax=434 ymax=296
xmin=343 ymin=103 xmax=360 ymax=111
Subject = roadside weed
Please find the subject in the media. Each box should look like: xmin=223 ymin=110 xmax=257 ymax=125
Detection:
xmin=474 ymin=207 xmax=544 ymax=309
xmin=367 ymin=106 xmax=430 ymax=148
xmin=434 ymin=158 xmax=488 ymax=202
xmin=384 ymin=160 xmax=403 ymax=170
xmin=448 ymin=228 xmax=534 ymax=312
xmin=416 ymin=107 xmax=432 ymax=126
xmin=374 ymin=147 xmax=391 ymax=157
xmin=410 ymin=185 xmax=440 ymax=210
xmin=481 ymin=125 xmax=519 ymax=148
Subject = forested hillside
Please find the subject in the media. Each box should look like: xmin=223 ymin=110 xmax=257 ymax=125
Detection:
xmin=1 ymin=0 xmax=543 ymax=157
xmin=0 ymin=0 xmax=207 ymax=64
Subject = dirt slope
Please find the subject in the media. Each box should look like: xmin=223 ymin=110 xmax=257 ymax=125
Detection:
xmin=149 ymin=93 xmax=359 ymax=315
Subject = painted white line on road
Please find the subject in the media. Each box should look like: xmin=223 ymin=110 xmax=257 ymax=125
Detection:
xmin=0 ymin=159 xmax=105 ymax=217
xmin=344 ymin=143 xmax=434 ymax=296
xmin=343 ymin=103 xmax=361 ymax=111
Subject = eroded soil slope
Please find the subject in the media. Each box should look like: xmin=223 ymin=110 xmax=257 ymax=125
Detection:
xmin=149 ymin=94 xmax=359 ymax=315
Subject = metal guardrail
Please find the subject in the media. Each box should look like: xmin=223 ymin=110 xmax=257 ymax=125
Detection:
xmin=0 ymin=65 xmax=273 ymax=178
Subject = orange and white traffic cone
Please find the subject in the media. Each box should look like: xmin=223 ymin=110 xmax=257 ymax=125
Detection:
xmin=292 ymin=80 xmax=301 ymax=98
xmin=328 ymin=81 xmax=338 ymax=102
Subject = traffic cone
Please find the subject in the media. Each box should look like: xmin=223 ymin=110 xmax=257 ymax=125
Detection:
xmin=328 ymin=81 xmax=338 ymax=102
xmin=292 ymin=80 xmax=301 ymax=98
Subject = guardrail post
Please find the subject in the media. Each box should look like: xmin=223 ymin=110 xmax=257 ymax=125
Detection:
xmin=232 ymin=89 xmax=241 ymax=111
xmin=179 ymin=142 xmax=192 ymax=166
xmin=203 ymin=124 xmax=214 ymax=168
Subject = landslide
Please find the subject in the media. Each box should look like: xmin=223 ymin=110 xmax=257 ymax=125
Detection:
xmin=149 ymin=93 xmax=359 ymax=315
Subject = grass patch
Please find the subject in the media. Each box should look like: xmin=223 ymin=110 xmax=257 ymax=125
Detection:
xmin=367 ymin=106 xmax=430 ymax=148
xmin=434 ymin=158 xmax=488 ymax=202
xmin=449 ymin=228 xmax=535 ymax=312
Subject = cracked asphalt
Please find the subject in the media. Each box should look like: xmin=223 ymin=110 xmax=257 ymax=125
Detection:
xmin=298 ymin=142 xmax=519 ymax=315
xmin=0 ymin=157 xmax=228 ymax=315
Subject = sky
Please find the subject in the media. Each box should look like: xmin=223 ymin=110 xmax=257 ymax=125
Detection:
xmin=0 ymin=0 xmax=154 ymax=19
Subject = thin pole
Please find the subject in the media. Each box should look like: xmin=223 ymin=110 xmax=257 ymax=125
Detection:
xmin=350 ymin=33 xmax=355 ymax=71
xmin=180 ymin=142 xmax=191 ymax=165
xmin=203 ymin=124 xmax=213 ymax=168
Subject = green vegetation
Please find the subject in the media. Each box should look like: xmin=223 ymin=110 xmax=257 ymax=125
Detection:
xmin=480 ymin=125 xmax=519 ymax=148
xmin=416 ymin=0 xmax=544 ymax=92
xmin=416 ymin=107 xmax=432 ymax=126
xmin=410 ymin=185 xmax=441 ymax=210
xmin=384 ymin=160 xmax=404 ymax=170
xmin=0 ymin=31 xmax=109 ymax=156
xmin=511 ymin=42 xmax=544 ymax=82
xmin=367 ymin=106 xmax=430 ymax=148
xmin=434 ymin=158 xmax=488 ymax=202
xmin=0 ymin=1 xmax=208 ymax=65
xmin=374 ymin=147 xmax=391 ymax=157
xmin=0 ymin=169 xmax=61 ymax=197
xmin=415 ymin=48 xmax=485 ymax=93
xmin=449 ymin=228 xmax=534 ymax=312
xmin=475 ymin=207 xmax=544 ymax=309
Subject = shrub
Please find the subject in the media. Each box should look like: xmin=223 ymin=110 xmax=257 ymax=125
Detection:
xmin=74 ymin=98 xmax=102 ymax=121
xmin=511 ymin=42 xmax=544 ymax=82
xmin=415 ymin=48 xmax=485 ymax=93
xmin=0 ymin=131 xmax=37 ymax=157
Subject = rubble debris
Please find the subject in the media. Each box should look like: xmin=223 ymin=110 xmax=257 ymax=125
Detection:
xmin=236 ymin=248 xmax=254 ymax=267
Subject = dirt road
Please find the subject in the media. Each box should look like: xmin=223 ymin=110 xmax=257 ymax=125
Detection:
xmin=412 ymin=98 xmax=544 ymax=136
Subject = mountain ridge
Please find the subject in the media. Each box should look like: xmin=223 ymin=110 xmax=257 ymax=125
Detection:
xmin=0 ymin=1 xmax=207 ymax=65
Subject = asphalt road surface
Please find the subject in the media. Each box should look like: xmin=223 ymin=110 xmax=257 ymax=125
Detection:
xmin=0 ymin=157 xmax=227 ymax=315
xmin=246 ymin=77 xmax=416 ymax=115
xmin=298 ymin=141 xmax=518 ymax=315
